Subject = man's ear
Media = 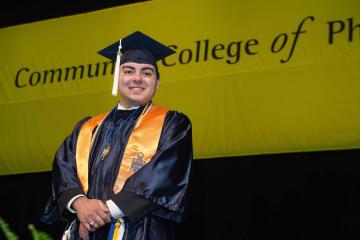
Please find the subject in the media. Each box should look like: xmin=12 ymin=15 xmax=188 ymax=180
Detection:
xmin=156 ymin=80 xmax=160 ymax=89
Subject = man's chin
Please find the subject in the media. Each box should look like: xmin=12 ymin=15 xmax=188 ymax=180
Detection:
xmin=129 ymin=99 xmax=147 ymax=107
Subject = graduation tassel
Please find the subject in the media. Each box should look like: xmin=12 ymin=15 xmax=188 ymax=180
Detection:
xmin=112 ymin=39 xmax=122 ymax=96
xmin=61 ymin=220 xmax=76 ymax=240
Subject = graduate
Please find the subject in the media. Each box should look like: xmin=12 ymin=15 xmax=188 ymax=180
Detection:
xmin=41 ymin=31 xmax=193 ymax=240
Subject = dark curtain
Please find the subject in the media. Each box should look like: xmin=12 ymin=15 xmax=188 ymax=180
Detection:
xmin=1 ymin=149 xmax=360 ymax=240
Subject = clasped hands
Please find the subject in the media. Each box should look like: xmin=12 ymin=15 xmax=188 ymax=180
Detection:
xmin=72 ymin=197 xmax=112 ymax=240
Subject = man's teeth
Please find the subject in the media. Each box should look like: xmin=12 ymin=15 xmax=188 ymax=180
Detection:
xmin=132 ymin=87 xmax=143 ymax=91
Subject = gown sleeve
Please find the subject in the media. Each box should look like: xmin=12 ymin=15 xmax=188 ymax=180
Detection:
xmin=41 ymin=117 xmax=90 ymax=224
xmin=110 ymin=111 xmax=193 ymax=224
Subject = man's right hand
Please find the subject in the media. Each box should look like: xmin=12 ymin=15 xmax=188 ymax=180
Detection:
xmin=79 ymin=223 xmax=90 ymax=240
xmin=72 ymin=197 xmax=112 ymax=232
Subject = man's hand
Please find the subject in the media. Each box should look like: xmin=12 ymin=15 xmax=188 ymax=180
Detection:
xmin=72 ymin=197 xmax=111 ymax=232
xmin=79 ymin=223 xmax=90 ymax=240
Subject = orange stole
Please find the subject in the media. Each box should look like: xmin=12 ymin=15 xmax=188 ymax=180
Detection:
xmin=75 ymin=105 xmax=168 ymax=194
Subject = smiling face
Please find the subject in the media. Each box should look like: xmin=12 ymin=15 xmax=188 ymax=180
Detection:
xmin=118 ymin=62 xmax=159 ymax=109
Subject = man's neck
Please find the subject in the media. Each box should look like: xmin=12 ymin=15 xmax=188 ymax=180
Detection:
xmin=117 ymin=103 xmax=140 ymax=110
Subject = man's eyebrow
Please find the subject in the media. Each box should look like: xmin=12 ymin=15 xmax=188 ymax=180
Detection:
xmin=141 ymin=67 xmax=155 ymax=72
xmin=121 ymin=66 xmax=154 ymax=72
xmin=121 ymin=66 xmax=135 ymax=70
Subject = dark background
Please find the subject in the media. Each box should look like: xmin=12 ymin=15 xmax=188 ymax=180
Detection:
xmin=1 ymin=1 xmax=360 ymax=239
xmin=0 ymin=0 xmax=148 ymax=28
xmin=1 ymin=150 xmax=360 ymax=239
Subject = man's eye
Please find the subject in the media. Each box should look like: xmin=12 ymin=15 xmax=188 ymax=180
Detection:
xmin=124 ymin=70 xmax=133 ymax=74
xmin=143 ymin=71 xmax=154 ymax=77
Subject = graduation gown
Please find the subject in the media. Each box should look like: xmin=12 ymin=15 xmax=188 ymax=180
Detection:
xmin=41 ymin=104 xmax=193 ymax=239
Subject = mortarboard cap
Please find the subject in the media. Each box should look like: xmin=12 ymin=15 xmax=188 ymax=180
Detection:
xmin=98 ymin=31 xmax=175 ymax=63
xmin=98 ymin=31 xmax=175 ymax=96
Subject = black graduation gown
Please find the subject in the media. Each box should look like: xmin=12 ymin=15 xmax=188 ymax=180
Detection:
xmin=41 ymin=105 xmax=193 ymax=239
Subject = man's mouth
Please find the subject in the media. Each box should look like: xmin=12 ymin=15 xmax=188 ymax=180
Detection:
xmin=129 ymin=86 xmax=145 ymax=92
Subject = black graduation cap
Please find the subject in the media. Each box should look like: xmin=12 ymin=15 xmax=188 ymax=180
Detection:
xmin=98 ymin=31 xmax=175 ymax=63
xmin=97 ymin=31 xmax=175 ymax=96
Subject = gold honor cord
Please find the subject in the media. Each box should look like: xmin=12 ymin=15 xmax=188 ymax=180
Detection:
xmin=100 ymin=103 xmax=151 ymax=162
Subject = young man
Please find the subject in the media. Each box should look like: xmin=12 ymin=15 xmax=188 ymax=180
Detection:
xmin=41 ymin=31 xmax=193 ymax=240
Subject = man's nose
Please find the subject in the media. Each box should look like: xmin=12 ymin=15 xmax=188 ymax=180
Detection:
xmin=132 ymin=71 xmax=142 ymax=81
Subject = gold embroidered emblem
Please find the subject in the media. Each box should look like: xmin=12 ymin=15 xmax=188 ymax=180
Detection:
xmin=130 ymin=152 xmax=145 ymax=173
xmin=101 ymin=144 xmax=111 ymax=160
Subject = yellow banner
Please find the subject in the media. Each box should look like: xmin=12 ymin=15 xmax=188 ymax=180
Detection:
xmin=0 ymin=0 xmax=359 ymax=174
